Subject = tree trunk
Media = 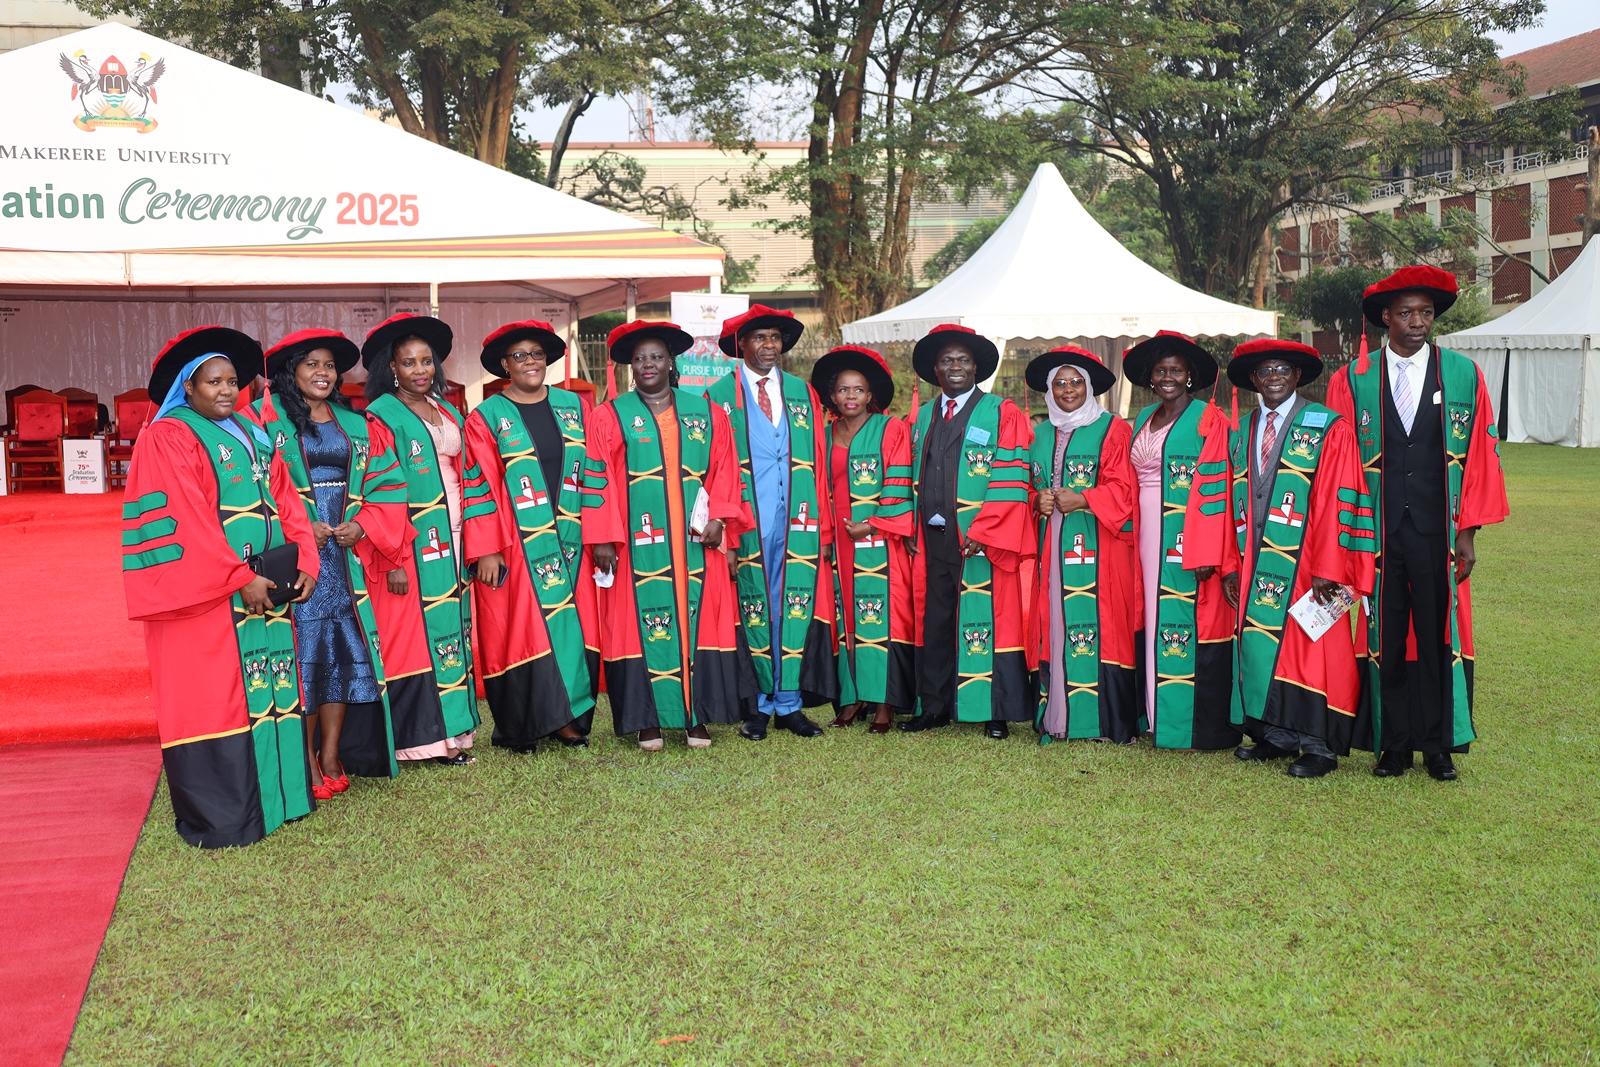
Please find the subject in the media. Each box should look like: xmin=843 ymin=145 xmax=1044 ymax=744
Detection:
xmin=1583 ymin=126 xmax=1600 ymax=247
xmin=546 ymin=88 xmax=597 ymax=188
xmin=1251 ymin=225 xmax=1273 ymax=308
xmin=349 ymin=11 xmax=428 ymax=140
xmin=475 ymin=42 xmax=520 ymax=167
xmin=419 ymin=50 xmax=450 ymax=147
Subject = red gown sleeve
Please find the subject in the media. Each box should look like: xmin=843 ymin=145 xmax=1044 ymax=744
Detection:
xmin=869 ymin=415 xmax=916 ymax=538
xmin=966 ymin=399 xmax=1035 ymax=562
xmin=1457 ymin=363 xmax=1510 ymax=532
xmin=1303 ymin=417 xmax=1375 ymax=596
xmin=708 ymin=401 xmax=755 ymax=540
xmin=581 ymin=405 xmax=628 ymax=548
xmin=351 ymin=414 xmax=415 ymax=575
xmin=462 ymin=410 xmax=515 ymax=560
xmin=1183 ymin=411 xmax=1239 ymax=576
xmin=270 ymin=448 xmax=320 ymax=582
xmin=122 ymin=419 xmax=256 ymax=621
xmin=1081 ymin=416 xmax=1136 ymax=544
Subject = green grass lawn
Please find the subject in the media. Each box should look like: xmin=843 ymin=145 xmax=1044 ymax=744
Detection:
xmin=70 ymin=443 xmax=1600 ymax=1066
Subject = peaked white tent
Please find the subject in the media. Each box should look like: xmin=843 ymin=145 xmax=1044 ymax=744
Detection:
xmin=1439 ymin=238 xmax=1600 ymax=447
xmin=842 ymin=163 xmax=1275 ymax=411
xmin=0 ymin=24 xmax=722 ymax=398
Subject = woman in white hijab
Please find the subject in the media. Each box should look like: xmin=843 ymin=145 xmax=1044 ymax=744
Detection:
xmin=1026 ymin=346 xmax=1140 ymax=744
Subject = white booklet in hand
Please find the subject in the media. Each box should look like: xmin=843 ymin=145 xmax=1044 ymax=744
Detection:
xmin=689 ymin=487 xmax=711 ymax=537
xmin=1288 ymin=583 xmax=1358 ymax=641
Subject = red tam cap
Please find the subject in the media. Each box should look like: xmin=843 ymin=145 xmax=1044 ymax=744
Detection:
xmin=264 ymin=328 xmax=359 ymax=377
xmin=479 ymin=320 xmax=566 ymax=376
xmin=606 ymin=320 xmax=695 ymax=364
xmin=718 ymin=304 xmax=804 ymax=357
xmin=1226 ymin=338 xmax=1325 ymax=392
xmin=1362 ymin=265 xmax=1459 ymax=328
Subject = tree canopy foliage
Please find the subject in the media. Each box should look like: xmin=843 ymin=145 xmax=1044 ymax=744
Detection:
xmin=1024 ymin=0 xmax=1582 ymax=302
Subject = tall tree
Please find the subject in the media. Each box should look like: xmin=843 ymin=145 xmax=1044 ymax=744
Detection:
xmin=659 ymin=0 xmax=1086 ymax=338
xmin=1026 ymin=0 xmax=1582 ymax=301
xmin=79 ymin=0 xmax=663 ymax=171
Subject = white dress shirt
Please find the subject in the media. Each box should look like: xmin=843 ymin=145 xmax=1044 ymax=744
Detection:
xmin=1385 ymin=344 xmax=1425 ymax=433
xmin=935 ymin=386 xmax=977 ymax=421
xmin=739 ymin=362 xmax=783 ymax=427
xmin=1253 ymin=391 xmax=1298 ymax=467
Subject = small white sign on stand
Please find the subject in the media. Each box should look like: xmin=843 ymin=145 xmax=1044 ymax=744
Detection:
xmin=63 ymin=438 xmax=108 ymax=494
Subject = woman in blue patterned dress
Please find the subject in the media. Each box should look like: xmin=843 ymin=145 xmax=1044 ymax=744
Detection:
xmin=256 ymin=330 xmax=390 ymax=801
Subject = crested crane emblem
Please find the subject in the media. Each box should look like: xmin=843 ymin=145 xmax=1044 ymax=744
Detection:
xmin=642 ymin=609 xmax=674 ymax=642
xmin=1067 ymin=627 xmax=1097 ymax=657
xmin=1287 ymin=427 xmax=1322 ymax=459
xmin=785 ymin=591 xmax=812 ymax=619
xmin=1062 ymin=459 xmax=1096 ymax=491
xmin=850 ymin=457 xmax=879 ymax=485
xmin=60 ymin=50 xmax=164 ymax=132
xmin=1159 ymin=627 xmax=1192 ymax=659
xmin=739 ymin=596 xmax=767 ymax=629
xmin=1252 ymin=575 xmax=1289 ymax=609
xmin=681 ymin=415 xmax=708 ymax=443
xmin=1167 ymin=459 xmax=1197 ymax=489
xmin=963 ymin=626 xmax=991 ymax=656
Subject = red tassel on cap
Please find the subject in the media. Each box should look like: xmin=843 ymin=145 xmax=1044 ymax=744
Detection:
xmin=606 ymin=360 xmax=617 ymax=403
xmin=1354 ymin=330 xmax=1370 ymax=375
xmin=908 ymin=381 xmax=920 ymax=425
xmin=1229 ymin=383 xmax=1239 ymax=431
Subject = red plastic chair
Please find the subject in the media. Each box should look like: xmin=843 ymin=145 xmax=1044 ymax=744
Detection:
xmin=59 ymin=387 xmax=100 ymax=437
xmin=4 ymin=389 xmax=68 ymax=491
xmin=4 ymin=383 xmax=44 ymax=433
xmin=444 ymin=380 xmax=467 ymax=414
xmin=108 ymin=388 xmax=154 ymax=488
xmin=339 ymin=381 xmax=370 ymax=412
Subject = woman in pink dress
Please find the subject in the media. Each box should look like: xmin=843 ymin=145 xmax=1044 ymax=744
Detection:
xmin=1122 ymin=332 xmax=1238 ymax=750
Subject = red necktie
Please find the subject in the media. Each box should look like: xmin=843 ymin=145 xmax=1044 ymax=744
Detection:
xmin=1260 ymin=410 xmax=1278 ymax=472
xmin=944 ymin=397 xmax=956 ymax=421
xmin=757 ymin=377 xmax=774 ymax=424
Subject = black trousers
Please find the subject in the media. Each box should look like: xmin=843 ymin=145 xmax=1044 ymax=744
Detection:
xmin=1379 ymin=516 xmax=1451 ymax=755
xmin=917 ymin=523 xmax=963 ymax=720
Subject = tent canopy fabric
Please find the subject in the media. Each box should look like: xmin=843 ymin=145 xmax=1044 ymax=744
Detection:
xmin=1439 ymin=238 xmax=1599 ymax=447
xmin=0 ymin=24 xmax=723 ymax=297
xmin=841 ymin=163 xmax=1276 ymax=346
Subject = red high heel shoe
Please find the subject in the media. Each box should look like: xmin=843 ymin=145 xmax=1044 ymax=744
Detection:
xmin=312 ymin=778 xmax=335 ymax=801
xmin=323 ymin=762 xmax=350 ymax=793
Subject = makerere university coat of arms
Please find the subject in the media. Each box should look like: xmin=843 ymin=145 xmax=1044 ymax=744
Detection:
xmin=61 ymin=50 xmax=165 ymax=133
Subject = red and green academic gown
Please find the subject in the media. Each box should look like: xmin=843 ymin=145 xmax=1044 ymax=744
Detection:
xmin=910 ymin=392 xmax=1035 ymax=722
xmin=122 ymin=408 xmax=321 ymax=848
xmin=582 ymin=389 xmax=756 ymax=733
xmin=356 ymin=394 xmax=497 ymax=758
xmin=1029 ymin=412 xmax=1140 ymax=742
xmin=465 ymin=388 xmax=599 ymax=747
xmin=252 ymin=392 xmax=400 ymax=777
xmin=1131 ymin=401 xmax=1239 ymax=750
xmin=705 ymin=370 xmax=839 ymax=705
xmin=1186 ymin=402 xmax=1375 ymax=750
xmin=1325 ymin=345 xmax=1509 ymax=752
xmin=830 ymin=413 xmax=916 ymax=709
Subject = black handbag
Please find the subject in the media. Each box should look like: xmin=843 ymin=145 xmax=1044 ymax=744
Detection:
xmin=247 ymin=542 xmax=301 ymax=606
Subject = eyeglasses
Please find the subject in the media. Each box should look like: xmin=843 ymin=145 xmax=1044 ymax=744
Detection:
xmin=1252 ymin=364 xmax=1296 ymax=379
xmin=506 ymin=350 xmax=548 ymax=365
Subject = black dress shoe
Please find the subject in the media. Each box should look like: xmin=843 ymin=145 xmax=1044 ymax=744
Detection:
xmin=776 ymin=711 xmax=824 ymax=738
xmin=1234 ymin=741 xmax=1296 ymax=761
xmin=984 ymin=720 xmax=1010 ymax=740
xmin=554 ymin=732 xmax=589 ymax=748
xmin=1424 ymin=753 xmax=1459 ymax=781
xmin=739 ymin=716 xmax=769 ymax=741
xmin=510 ymin=744 xmax=538 ymax=755
xmin=1287 ymin=753 xmax=1338 ymax=778
xmin=898 ymin=712 xmax=952 ymax=733
xmin=1373 ymin=750 xmax=1411 ymax=778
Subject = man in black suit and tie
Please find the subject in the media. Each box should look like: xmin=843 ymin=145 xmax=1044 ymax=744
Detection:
xmin=1326 ymin=266 xmax=1510 ymax=781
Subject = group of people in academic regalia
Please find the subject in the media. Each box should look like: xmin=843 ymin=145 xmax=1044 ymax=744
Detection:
xmin=121 ymin=264 xmax=1508 ymax=849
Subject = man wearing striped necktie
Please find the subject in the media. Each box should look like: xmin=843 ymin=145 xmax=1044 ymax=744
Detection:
xmin=1325 ymin=266 xmax=1509 ymax=781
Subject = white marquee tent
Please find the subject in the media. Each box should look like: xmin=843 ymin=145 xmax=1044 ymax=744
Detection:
xmin=0 ymin=24 xmax=723 ymax=401
xmin=842 ymin=163 xmax=1276 ymax=412
xmin=1439 ymin=237 xmax=1600 ymax=447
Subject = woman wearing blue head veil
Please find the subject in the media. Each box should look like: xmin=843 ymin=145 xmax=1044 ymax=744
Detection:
xmin=121 ymin=326 xmax=323 ymax=848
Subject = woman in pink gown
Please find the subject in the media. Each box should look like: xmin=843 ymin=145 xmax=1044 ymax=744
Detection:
xmin=1122 ymin=332 xmax=1238 ymax=750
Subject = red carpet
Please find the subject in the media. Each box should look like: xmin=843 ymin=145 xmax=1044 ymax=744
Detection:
xmin=0 ymin=738 xmax=162 ymax=1067
xmin=0 ymin=493 xmax=155 ymax=744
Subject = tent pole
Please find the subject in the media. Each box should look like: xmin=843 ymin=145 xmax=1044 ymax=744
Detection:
xmin=981 ymin=337 xmax=1007 ymax=393
xmin=429 ymin=281 xmax=440 ymax=318
xmin=625 ymin=280 xmax=638 ymax=322
xmin=710 ymin=275 xmax=722 ymax=295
